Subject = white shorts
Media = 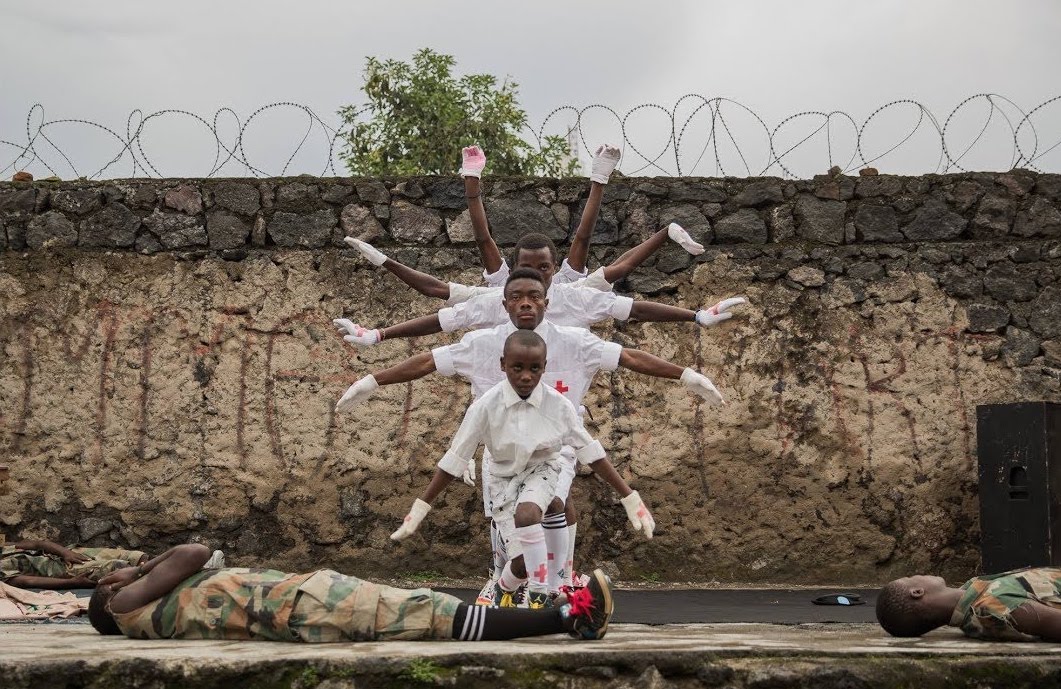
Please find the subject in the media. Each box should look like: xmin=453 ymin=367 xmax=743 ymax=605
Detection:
xmin=487 ymin=460 xmax=562 ymax=560
xmin=482 ymin=446 xmax=577 ymax=517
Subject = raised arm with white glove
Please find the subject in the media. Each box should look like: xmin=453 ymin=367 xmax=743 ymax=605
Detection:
xmin=695 ymin=296 xmax=748 ymax=327
xmin=390 ymin=498 xmax=432 ymax=541
xmin=335 ymin=375 xmax=379 ymax=413
xmin=680 ymin=368 xmax=725 ymax=406
xmin=333 ymin=318 xmax=381 ymax=346
xmin=590 ymin=144 xmax=621 ymax=184
xmin=459 ymin=145 xmax=487 ymax=178
xmin=620 ymin=491 xmax=655 ymax=539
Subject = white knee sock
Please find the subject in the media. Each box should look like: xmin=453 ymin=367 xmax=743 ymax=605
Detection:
xmin=498 ymin=559 xmax=527 ymax=593
xmin=516 ymin=524 xmax=549 ymax=595
xmin=565 ymin=522 xmax=578 ymax=587
xmin=542 ymin=512 xmax=569 ymax=594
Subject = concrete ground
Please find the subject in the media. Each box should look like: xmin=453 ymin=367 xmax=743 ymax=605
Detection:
xmin=4 ymin=622 xmax=1061 ymax=688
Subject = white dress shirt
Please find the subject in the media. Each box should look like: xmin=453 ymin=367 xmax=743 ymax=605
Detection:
xmin=474 ymin=258 xmax=586 ymax=289
xmin=431 ymin=319 xmax=622 ymax=407
xmin=437 ymin=379 xmax=606 ymax=479
xmin=437 ymin=282 xmax=633 ymax=332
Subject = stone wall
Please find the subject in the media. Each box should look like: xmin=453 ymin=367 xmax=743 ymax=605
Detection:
xmin=1 ymin=171 xmax=1060 ymax=584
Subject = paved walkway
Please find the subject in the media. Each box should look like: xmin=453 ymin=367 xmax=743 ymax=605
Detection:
xmin=5 ymin=622 xmax=1061 ymax=688
xmin=7 ymin=589 xmax=1061 ymax=687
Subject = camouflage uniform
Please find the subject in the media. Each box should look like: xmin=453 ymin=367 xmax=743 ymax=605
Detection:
xmin=111 ymin=568 xmax=461 ymax=642
xmin=0 ymin=545 xmax=147 ymax=583
xmin=950 ymin=567 xmax=1061 ymax=641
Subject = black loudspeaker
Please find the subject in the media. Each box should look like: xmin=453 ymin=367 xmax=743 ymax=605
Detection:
xmin=977 ymin=402 xmax=1061 ymax=572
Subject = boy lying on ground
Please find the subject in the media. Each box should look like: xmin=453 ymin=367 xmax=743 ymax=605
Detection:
xmin=877 ymin=567 xmax=1061 ymax=641
xmin=1 ymin=538 xmax=224 ymax=590
xmin=88 ymin=544 xmax=615 ymax=641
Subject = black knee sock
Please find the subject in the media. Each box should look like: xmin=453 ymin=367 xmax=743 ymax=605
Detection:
xmin=451 ymin=603 xmax=565 ymax=640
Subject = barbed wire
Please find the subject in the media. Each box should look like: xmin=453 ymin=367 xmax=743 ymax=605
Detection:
xmin=2 ymin=95 xmax=1058 ymax=180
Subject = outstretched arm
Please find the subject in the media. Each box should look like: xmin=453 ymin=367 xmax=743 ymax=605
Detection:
xmin=7 ymin=574 xmax=95 ymax=589
xmin=567 ymin=181 xmax=604 ymax=274
xmin=334 ymin=314 xmax=444 ymax=346
xmin=618 ymin=348 xmax=725 ymax=405
xmin=390 ymin=469 xmax=455 ymax=542
xmin=617 ymin=348 xmax=685 ymax=379
xmin=11 ymin=539 xmax=89 ymax=564
xmin=587 ymin=459 xmax=655 ymax=538
xmin=629 ymin=301 xmax=696 ymax=323
xmin=461 ymin=146 xmax=503 ymax=275
xmin=335 ymin=351 xmax=437 ymax=412
xmin=628 ymin=297 xmax=748 ymax=327
xmin=391 ymin=402 xmax=486 ymax=541
xmin=374 ymin=352 xmax=437 ymax=385
xmin=344 ymin=238 xmax=450 ymax=300
xmin=600 ymin=223 xmax=706 ymax=285
xmin=567 ymin=145 xmax=621 ymax=273
xmin=105 ymin=544 xmax=212 ymax=614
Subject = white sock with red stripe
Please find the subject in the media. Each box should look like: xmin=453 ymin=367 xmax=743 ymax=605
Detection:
xmin=542 ymin=512 xmax=569 ymax=594
xmin=515 ymin=524 xmax=549 ymax=595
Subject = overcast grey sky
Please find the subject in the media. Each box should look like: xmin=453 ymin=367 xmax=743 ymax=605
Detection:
xmin=2 ymin=0 xmax=1059 ymax=178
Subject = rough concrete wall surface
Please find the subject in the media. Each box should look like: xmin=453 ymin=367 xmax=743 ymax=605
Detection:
xmin=1 ymin=172 xmax=1060 ymax=584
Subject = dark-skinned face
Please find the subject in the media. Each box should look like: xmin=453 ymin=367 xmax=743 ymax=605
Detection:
xmin=502 ymin=278 xmax=548 ymax=329
xmin=515 ymin=248 xmax=556 ymax=290
xmin=500 ymin=344 xmax=547 ymax=398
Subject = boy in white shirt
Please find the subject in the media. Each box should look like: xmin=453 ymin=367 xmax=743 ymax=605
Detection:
xmin=334 ymin=268 xmax=723 ymax=603
xmin=389 ymin=330 xmax=654 ymax=609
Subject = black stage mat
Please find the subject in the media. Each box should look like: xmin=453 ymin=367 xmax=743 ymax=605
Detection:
xmin=438 ymin=588 xmax=879 ymax=624
xmin=10 ymin=588 xmax=878 ymax=626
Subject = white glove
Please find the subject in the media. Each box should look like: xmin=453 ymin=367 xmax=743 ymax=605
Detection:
xmin=620 ymin=491 xmax=655 ymax=539
xmin=590 ymin=144 xmax=621 ymax=184
xmin=695 ymin=297 xmax=748 ymax=327
xmin=333 ymin=318 xmax=381 ymax=346
xmin=460 ymin=145 xmax=486 ymax=178
xmin=461 ymin=459 xmax=477 ymax=487
xmin=390 ymin=498 xmax=432 ymax=541
xmin=335 ymin=375 xmax=379 ymax=413
xmin=343 ymin=237 xmax=387 ymax=266
xmin=680 ymin=368 xmax=725 ymax=407
xmin=667 ymin=222 xmax=705 ymax=256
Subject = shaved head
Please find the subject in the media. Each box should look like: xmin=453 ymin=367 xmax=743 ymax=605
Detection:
xmin=503 ymin=330 xmax=546 ymax=358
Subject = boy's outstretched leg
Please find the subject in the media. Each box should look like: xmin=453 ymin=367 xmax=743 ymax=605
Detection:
xmin=451 ymin=568 xmax=614 ymax=640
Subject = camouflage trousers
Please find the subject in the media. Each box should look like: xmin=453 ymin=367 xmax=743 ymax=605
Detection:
xmin=288 ymin=570 xmax=461 ymax=642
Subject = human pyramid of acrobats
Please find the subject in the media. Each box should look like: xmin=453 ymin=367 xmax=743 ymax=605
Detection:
xmin=6 ymin=146 xmax=1061 ymax=644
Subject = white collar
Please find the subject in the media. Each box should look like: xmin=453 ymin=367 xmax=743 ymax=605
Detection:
xmin=501 ymin=380 xmax=544 ymax=409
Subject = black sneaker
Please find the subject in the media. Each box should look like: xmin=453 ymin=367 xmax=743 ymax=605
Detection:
xmin=527 ymin=590 xmax=552 ymax=610
xmin=559 ymin=568 xmax=613 ymax=640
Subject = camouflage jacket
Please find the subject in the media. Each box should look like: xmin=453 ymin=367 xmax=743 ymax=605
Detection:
xmin=950 ymin=567 xmax=1061 ymax=641
xmin=112 ymin=568 xmax=313 ymax=640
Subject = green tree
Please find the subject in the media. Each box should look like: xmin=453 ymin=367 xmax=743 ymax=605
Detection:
xmin=339 ymin=49 xmax=576 ymax=177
